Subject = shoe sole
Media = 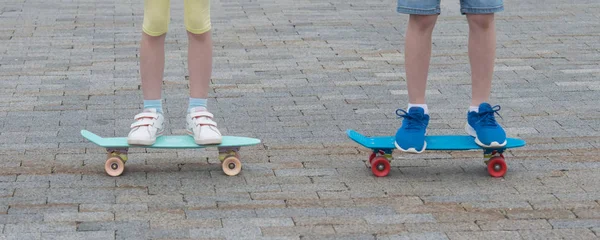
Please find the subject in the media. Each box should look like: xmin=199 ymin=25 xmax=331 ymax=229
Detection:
xmin=127 ymin=130 xmax=164 ymax=146
xmin=394 ymin=141 xmax=426 ymax=154
xmin=195 ymin=139 xmax=222 ymax=145
xmin=186 ymin=130 xmax=222 ymax=145
xmin=464 ymin=123 xmax=507 ymax=148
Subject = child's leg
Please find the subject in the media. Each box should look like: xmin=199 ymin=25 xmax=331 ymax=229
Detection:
xmin=140 ymin=0 xmax=170 ymax=111
xmin=405 ymin=14 xmax=438 ymax=107
xmin=184 ymin=0 xmax=221 ymax=145
xmin=461 ymin=0 xmax=507 ymax=147
xmin=128 ymin=0 xmax=170 ymax=145
xmin=185 ymin=0 xmax=212 ymax=111
xmin=187 ymin=31 xmax=212 ymax=103
xmin=393 ymin=14 xmax=437 ymax=154
xmin=394 ymin=0 xmax=440 ymax=153
xmin=467 ymin=14 xmax=496 ymax=107
xmin=140 ymin=33 xmax=166 ymax=103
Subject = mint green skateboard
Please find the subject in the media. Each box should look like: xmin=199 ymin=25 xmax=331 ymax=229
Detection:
xmin=81 ymin=130 xmax=261 ymax=177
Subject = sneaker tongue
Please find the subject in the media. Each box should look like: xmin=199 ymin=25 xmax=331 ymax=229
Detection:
xmin=479 ymin=103 xmax=493 ymax=112
xmin=143 ymin=108 xmax=157 ymax=113
xmin=408 ymin=107 xmax=425 ymax=118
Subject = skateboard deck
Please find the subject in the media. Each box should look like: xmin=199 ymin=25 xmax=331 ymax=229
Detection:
xmin=81 ymin=130 xmax=261 ymax=149
xmin=81 ymin=130 xmax=261 ymax=177
xmin=346 ymin=129 xmax=526 ymax=177
xmin=347 ymin=129 xmax=525 ymax=151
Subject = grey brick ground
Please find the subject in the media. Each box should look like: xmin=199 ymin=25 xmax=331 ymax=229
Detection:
xmin=1 ymin=0 xmax=599 ymax=238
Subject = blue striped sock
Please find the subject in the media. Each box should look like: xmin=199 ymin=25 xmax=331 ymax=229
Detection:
xmin=188 ymin=98 xmax=207 ymax=112
xmin=143 ymin=99 xmax=163 ymax=113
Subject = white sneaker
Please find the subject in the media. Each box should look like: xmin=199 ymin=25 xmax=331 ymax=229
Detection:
xmin=186 ymin=107 xmax=222 ymax=145
xmin=127 ymin=108 xmax=165 ymax=145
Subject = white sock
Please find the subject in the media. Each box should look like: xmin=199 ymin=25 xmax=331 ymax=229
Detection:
xmin=408 ymin=103 xmax=429 ymax=114
xmin=469 ymin=106 xmax=479 ymax=113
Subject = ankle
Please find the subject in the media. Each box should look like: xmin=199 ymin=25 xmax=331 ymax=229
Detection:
xmin=188 ymin=98 xmax=207 ymax=113
xmin=143 ymin=99 xmax=163 ymax=113
xmin=408 ymin=103 xmax=429 ymax=115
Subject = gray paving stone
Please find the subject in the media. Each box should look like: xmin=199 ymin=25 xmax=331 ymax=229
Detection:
xmin=274 ymin=168 xmax=338 ymax=177
xmin=0 ymin=233 xmax=41 ymax=240
xmin=186 ymin=209 xmax=258 ymax=219
xmin=3 ymin=222 xmax=75 ymax=233
xmin=47 ymin=188 xmax=115 ymax=204
xmin=549 ymin=219 xmax=600 ymax=229
xmin=280 ymin=183 xmax=347 ymax=192
xmin=301 ymin=235 xmax=373 ymax=240
xmin=445 ymin=231 xmax=520 ymax=240
xmin=78 ymin=203 xmax=148 ymax=213
xmin=189 ymin=226 xmax=262 ymax=239
xmin=324 ymin=206 xmax=398 ymax=217
xmin=222 ymin=217 xmax=294 ymax=227
xmin=364 ymin=214 xmax=436 ymax=224
xmin=378 ymin=232 xmax=449 ymax=240
xmin=0 ymin=214 xmax=43 ymax=224
xmin=41 ymin=231 xmax=115 ymax=240
xmin=43 ymin=212 xmax=114 ymax=222
xmin=0 ymin=196 xmax=48 ymax=206
xmin=255 ymin=208 xmax=327 ymax=218
xmin=76 ymin=221 xmax=149 ymax=232
xmin=519 ymin=229 xmax=598 ymax=240
xmin=115 ymin=209 xmax=185 ymax=222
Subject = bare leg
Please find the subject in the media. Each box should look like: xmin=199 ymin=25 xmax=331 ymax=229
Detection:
xmin=187 ymin=30 xmax=212 ymax=99
xmin=140 ymin=32 xmax=166 ymax=100
xmin=185 ymin=30 xmax=221 ymax=145
xmin=128 ymin=32 xmax=166 ymax=145
xmin=405 ymin=14 xmax=438 ymax=105
xmin=467 ymin=14 xmax=496 ymax=106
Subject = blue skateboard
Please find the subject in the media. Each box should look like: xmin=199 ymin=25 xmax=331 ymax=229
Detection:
xmin=81 ymin=130 xmax=261 ymax=177
xmin=347 ymin=129 xmax=526 ymax=177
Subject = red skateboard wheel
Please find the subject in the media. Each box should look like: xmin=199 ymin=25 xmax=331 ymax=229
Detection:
xmin=371 ymin=157 xmax=390 ymax=177
xmin=487 ymin=156 xmax=507 ymax=177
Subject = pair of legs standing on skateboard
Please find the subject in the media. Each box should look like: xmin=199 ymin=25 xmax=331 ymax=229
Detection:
xmin=127 ymin=0 xmax=508 ymax=150
xmin=394 ymin=0 xmax=508 ymax=153
xmin=127 ymin=0 xmax=222 ymax=146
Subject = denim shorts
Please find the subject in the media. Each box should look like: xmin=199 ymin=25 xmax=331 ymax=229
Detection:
xmin=397 ymin=0 xmax=503 ymax=15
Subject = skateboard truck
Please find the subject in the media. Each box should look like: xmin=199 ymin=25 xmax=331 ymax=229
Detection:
xmin=370 ymin=149 xmax=393 ymax=161
xmin=107 ymin=148 xmax=128 ymax=162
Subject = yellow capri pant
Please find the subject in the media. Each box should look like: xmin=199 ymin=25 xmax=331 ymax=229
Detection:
xmin=142 ymin=0 xmax=211 ymax=36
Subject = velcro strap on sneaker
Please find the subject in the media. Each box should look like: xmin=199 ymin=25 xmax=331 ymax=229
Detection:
xmin=134 ymin=112 xmax=158 ymax=120
xmin=190 ymin=111 xmax=214 ymax=119
xmin=131 ymin=119 xmax=155 ymax=128
xmin=195 ymin=118 xmax=217 ymax=127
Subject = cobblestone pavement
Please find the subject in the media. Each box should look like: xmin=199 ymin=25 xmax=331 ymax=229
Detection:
xmin=1 ymin=0 xmax=600 ymax=239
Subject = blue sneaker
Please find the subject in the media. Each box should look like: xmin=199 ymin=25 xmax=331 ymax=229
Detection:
xmin=466 ymin=103 xmax=507 ymax=147
xmin=394 ymin=107 xmax=429 ymax=153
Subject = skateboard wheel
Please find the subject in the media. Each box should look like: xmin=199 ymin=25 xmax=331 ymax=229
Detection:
xmin=487 ymin=156 xmax=507 ymax=178
xmin=222 ymin=156 xmax=242 ymax=176
xmin=371 ymin=156 xmax=390 ymax=177
xmin=105 ymin=157 xmax=125 ymax=177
